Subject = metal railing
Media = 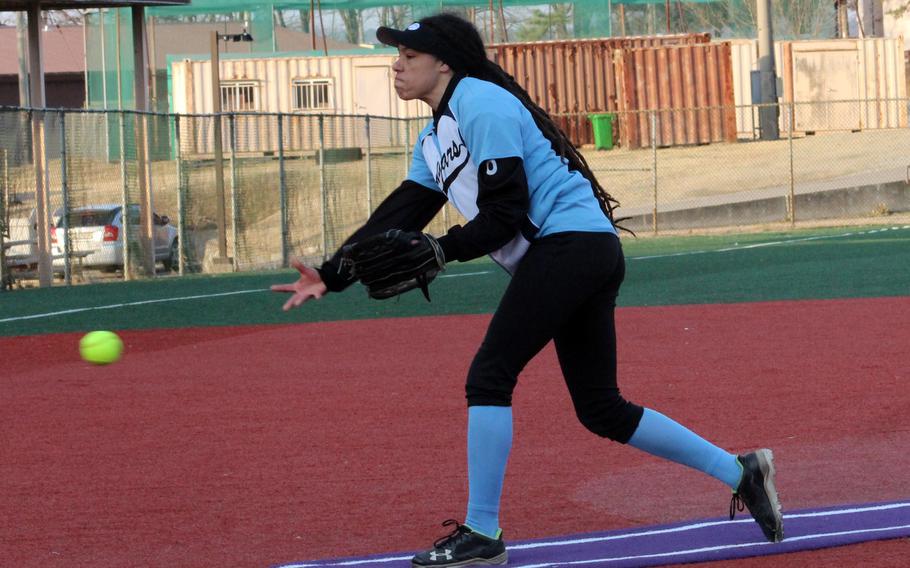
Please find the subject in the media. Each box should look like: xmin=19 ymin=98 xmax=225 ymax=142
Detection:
xmin=1 ymin=98 xmax=908 ymax=288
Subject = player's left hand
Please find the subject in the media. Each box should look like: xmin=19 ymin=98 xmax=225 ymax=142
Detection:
xmin=342 ymin=229 xmax=445 ymax=301
xmin=270 ymin=258 xmax=328 ymax=311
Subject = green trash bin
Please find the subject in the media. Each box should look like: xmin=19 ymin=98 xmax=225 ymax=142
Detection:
xmin=589 ymin=113 xmax=615 ymax=150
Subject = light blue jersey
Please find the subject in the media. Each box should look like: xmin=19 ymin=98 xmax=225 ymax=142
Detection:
xmin=407 ymin=77 xmax=615 ymax=271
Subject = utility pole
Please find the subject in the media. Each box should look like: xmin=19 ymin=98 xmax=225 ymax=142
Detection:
xmin=27 ymin=4 xmax=52 ymax=287
xmin=757 ymin=0 xmax=779 ymax=140
xmin=16 ymin=13 xmax=29 ymax=106
xmin=835 ymin=0 xmax=850 ymax=38
xmin=132 ymin=7 xmax=155 ymax=277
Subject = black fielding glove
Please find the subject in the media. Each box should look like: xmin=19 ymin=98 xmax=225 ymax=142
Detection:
xmin=341 ymin=229 xmax=445 ymax=301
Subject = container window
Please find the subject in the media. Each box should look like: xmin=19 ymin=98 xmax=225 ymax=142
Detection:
xmin=221 ymin=81 xmax=259 ymax=112
xmin=292 ymin=78 xmax=334 ymax=111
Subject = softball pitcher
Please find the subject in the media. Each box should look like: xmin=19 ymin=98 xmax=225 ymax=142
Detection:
xmin=272 ymin=13 xmax=783 ymax=567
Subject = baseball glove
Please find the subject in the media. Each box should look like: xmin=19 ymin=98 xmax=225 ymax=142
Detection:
xmin=341 ymin=229 xmax=445 ymax=301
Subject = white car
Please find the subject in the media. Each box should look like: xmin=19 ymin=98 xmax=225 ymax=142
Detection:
xmin=51 ymin=204 xmax=179 ymax=272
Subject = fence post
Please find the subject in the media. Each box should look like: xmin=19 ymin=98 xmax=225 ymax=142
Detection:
xmin=2 ymin=148 xmax=7 ymax=220
xmin=174 ymin=114 xmax=186 ymax=276
xmin=138 ymin=112 xmax=155 ymax=278
xmin=0 ymin=148 xmax=5 ymax=291
xmin=32 ymin=109 xmax=53 ymax=287
xmin=651 ymin=110 xmax=658 ymax=235
xmin=404 ymin=117 xmax=411 ymax=175
xmin=119 ymin=111 xmax=131 ymax=281
xmin=278 ymin=113 xmax=288 ymax=267
xmin=229 ymin=113 xmax=238 ymax=271
xmin=59 ymin=111 xmax=71 ymax=286
xmin=365 ymin=115 xmax=372 ymax=216
xmin=787 ymin=101 xmax=796 ymax=226
xmin=319 ymin=114 xmax=328 ymax=260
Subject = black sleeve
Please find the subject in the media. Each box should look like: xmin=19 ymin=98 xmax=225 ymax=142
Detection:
xmin=436 ymin=157 xmax=529 ymax=263
xmin=317 ymin=180 xmax=447 ymax=292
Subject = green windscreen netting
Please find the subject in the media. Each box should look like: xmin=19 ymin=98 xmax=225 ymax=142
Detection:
xmin=86 ymin=0 xmax=788 ymax=111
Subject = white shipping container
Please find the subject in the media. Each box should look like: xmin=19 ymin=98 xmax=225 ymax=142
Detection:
xmin=170 ymin=52 xmax=432 ymax=155
xmin=726 ymin=37 xmax=906 ymax=137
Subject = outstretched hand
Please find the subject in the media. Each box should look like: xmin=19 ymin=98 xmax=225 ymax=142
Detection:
xmin=270 ymin=258 xmax=328 ymax=311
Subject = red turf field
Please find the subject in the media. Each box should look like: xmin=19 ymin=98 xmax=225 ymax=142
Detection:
xmin=2 ymin=296 xmax=908 ymax=567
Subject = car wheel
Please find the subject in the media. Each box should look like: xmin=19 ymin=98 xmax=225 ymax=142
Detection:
xmin=163 ymin=239 xmax=179 ymax=272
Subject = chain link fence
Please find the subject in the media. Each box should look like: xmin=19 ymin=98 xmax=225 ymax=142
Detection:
xmin=2 ymin=99 xmax=908 ymax=288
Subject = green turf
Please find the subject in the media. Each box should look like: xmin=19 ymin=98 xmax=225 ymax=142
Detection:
xmin=2 ymin=224 xmax=908 ymax=337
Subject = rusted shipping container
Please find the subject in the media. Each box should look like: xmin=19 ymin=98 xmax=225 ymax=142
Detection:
xmin=489 ymin=34 xmax=711 ymax=146
xmin=615 ymin=42 xmax=737 ymax=149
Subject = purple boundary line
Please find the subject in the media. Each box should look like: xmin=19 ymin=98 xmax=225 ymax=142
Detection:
xmin=275 ymin=500 xmax=910 ymax=568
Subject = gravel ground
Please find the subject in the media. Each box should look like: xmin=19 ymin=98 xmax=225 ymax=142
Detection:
xmin=583 ymin=127 xmax=910 ymax=211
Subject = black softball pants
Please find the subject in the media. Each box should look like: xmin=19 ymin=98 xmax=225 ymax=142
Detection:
xmin=465 ymin=231 xmax=644 ymax=443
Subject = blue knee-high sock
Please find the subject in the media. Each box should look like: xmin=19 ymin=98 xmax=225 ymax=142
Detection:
xmin=465 ymin=405 xmax=512 ymax=539
xmin=627 ymin=408 xmax=742 ymax=489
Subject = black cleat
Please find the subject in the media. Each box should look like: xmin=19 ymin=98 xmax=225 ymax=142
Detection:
xmin=412 ymin=519 xmax=507 ymax=567
xmin=730 ymin=449 xmax=784 ymax=542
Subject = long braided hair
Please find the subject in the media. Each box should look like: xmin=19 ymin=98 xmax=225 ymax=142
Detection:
xmin=417 ymin=13 xmax=623 ymax=225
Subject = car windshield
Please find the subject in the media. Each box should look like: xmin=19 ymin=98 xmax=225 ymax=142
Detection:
xmin=57 ymin=209 xmax=118 ymax=228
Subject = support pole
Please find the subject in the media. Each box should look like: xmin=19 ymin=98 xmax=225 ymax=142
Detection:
xmin=229 ymin=113 xmax=238 ymax=271
xmin=619 ymin=4 xmax=626 ymax=37
xmin=651 ymin=111 xmax=658 ymax=235
xmin=16 ymin=13 xmax=29 ymax=107
xmin=60 ymin=111 xmax=71 ymax=285
xmin=175 ymin=114 xmax=186 ymax=275
xmin=319 ymin=114 xmax=327 ymax=260
xmin=210 ymin=31 xmax=229 ymax=262
xmin=403 ymin=118 xmax=410 ymax=174
xmin=364 ymin=115 xmax=372 ymax=216
xmin=27 ymin=4 xmax=52 ymax=287
xmin=132 ymin=7 xmax=155 ymax=276
xmin=757 ymin=0 xmax=779 ymax=140
xmin=278 ymin=113 xmax=288 ymax=267
xmin=119 ymin=111 xmax=130 ymax=280
xmin=0 ymin=149 xmax=6 ymax=291
xmin=787 ymin=102 xmax=796 ymax=226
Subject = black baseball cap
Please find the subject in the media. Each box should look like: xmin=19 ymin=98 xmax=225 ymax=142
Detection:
xmin=376 ymin=21 xmax=439 ymax=52
xmin=377 ymin=20 xmax=474 ymax=72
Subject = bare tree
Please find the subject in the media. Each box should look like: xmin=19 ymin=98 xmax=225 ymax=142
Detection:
xmin=298 ymin=9 xmax=310 ymax=33
xmin=340 ymin=9 xmax=362 ymax=44
xmin=0 ymin=9 xmax=86 ymax=27
xmin=889 ymin=1 xmax=910 ymax=16
xmin=680 ymin=0 xmax=834 ymax=39
xmin=516 ymin=4 xmax=573 ymax=41
xmin=378 ymin=6 xmax=409 ymax=30
xmin=47 ymin=10 xmax=86 ymax=26
xmin=781 ymin=0 xmax=836 ymax=38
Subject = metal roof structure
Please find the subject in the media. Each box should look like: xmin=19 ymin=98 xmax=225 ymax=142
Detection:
xmin=1 ymin=0 xmax=188 ymax=287
xmin=0 ymin=0 xmax=190 ymax=107
xmin=3 ymin=0 xmax=185 ymax=7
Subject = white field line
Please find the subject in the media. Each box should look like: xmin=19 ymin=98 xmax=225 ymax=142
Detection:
xmin=511 ymin=524 xmax=910 ymax=568
xmin=3 ymin=226 xmax=907 ymax=325
xmin=274 ymin=502 xmax=910 ymax=568
xmin=628 ymin=225 xmax=910 ymax=261
xmin=0 ymin=272 xmax=494 ymax=325
xmin=0 ymin=289 xmax=267 ymax=324
xmin=439 ymin=271 xmax=491 ymax=278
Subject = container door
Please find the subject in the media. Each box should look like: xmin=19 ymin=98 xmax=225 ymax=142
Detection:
xmin=793 ymin=50 xmax=860 ymax=131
